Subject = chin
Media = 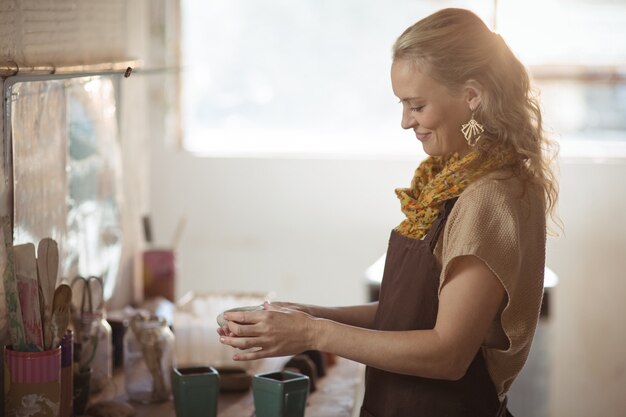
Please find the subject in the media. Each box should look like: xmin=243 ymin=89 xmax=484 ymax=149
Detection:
xmin=423 ymin=143 xmax=466 ymax=158
xmin=421 ymin=144 xmax=446 ymax=157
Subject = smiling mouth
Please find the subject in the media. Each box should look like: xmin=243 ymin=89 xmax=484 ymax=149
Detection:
xmin=415 ymin=132 xmax=431 ymax=141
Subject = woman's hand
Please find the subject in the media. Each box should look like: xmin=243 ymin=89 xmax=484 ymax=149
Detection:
xmin=215 ymin=300 xmax=312 ymax=338
xmin=267 ymin=301 xmax=313 ymax=315
xmin=218 ymin=301 xmax=319 ymax=361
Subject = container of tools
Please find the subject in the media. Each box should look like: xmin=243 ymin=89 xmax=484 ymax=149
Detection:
xmin=3 ymin=237 xmax=72 ymax=417
xmin=124 ymin=314 xmax=175 ymax=404
xmin=71 ymin=275 xmax=112 ymax=393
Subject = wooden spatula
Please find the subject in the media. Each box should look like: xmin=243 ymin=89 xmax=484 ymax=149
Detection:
xmin=37 ymin=238 xmax=59 ymax=350
xmin=14 ymin=243 xmax=44 ymax=351
xmin=50 ymin=284 xmax=72 ymax=349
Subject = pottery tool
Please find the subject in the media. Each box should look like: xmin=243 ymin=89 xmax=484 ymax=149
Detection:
xmin=37 ymin=283 xmax=46 ymax=348
xmin=87 ymin=276 xmax=104 ymax=312
xmin=2 ymin=218 xmax=27 ymax=351
xmin=37 ymin=238 xmax=59 ymax=350
xmin=143 ymin=215 xmax=153 ymax=245
xmin=71 ymin=275 xmax=104 ymax=319
xmin=14 ymin=243 xmax=44 ymax=351
xmin=50 ymin=284 xmax=72 ymax=349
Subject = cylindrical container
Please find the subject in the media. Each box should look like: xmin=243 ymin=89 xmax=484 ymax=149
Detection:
xmin=76 ymin=311 xmax=112 ymax=393
xmin=143 ymin=249 xmax=176 ymax=302
xmin=124 ymin=315 xmax=175 ymax=404
xmin=60 ymin=331 xmax=74 ymax=417
xmin=4 ymin=346 xmax=62 ymax=417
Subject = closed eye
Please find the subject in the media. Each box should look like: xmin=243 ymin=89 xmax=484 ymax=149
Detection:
xmin=410 ymin=105 xmax=425 ymax=112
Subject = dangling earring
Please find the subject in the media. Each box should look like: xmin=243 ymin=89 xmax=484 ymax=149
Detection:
xmin=461 ymin=112 xmax=484 ymax=147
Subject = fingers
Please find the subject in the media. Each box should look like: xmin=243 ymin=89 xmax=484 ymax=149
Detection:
xmin=227 ymin=320 xmax=269 ymax=337
xmin=224 ymin=309 xmax=264 ymax=324
xmin=219 ymin=335 xmax=270 ymax=361
xmin=220 ymin=335 xmax=264 ymax=351
xmin=263 ymin=300 xmax=278 ymax=311
xmin=216 ymin=316 xmax=251 ymax=337
xmin=233 ymin=348 xmax=268 ymax=361
xmin=217 ymin=311 xmax=266 ymax=337
xmin=216 ymin=326 xmax=235 ymax=337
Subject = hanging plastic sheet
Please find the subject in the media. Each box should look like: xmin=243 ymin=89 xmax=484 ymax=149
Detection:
xmin=9 ymin=75 xmax=123 ymax=302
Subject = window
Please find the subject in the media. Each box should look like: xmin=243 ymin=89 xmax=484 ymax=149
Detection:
xmin=181 ymin=0 xmax=626 ymax=158
xmin=497 ymin=0 xmax=626 ymax=158
xmin=181 ymin=0 xmax=494 ymax=157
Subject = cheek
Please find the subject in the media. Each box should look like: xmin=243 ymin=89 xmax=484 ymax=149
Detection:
xmin=417 ymin=110 xmax=444 ymax=131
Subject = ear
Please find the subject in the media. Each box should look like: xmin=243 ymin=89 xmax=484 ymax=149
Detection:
xmin=463 ymin=79 xmax=483 ymax=111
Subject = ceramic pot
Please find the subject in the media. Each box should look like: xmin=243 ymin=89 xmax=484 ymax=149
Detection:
xmin=252 ymin=370 xmax=309 ymax=417
xmin=172 ymin=366 xmax=219 ymax=417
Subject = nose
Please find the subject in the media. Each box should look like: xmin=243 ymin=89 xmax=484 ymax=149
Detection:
xmin=401 ymin=107 xmax=417 ymax=130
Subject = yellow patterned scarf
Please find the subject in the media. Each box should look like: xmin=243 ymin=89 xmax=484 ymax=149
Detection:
xmin=395 ymin=149 xmax=514 ymax=240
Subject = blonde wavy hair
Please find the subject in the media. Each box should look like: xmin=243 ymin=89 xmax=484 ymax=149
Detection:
xmin=393 ymin=8 xmax=559 ymax=219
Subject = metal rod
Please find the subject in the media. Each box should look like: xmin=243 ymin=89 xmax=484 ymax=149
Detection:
xmin=0 ymin=60 xmax=142 ymax=78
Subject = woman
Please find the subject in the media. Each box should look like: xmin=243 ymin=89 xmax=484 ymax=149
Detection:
xmin=219 ymin=8 xmax=558 ymax=416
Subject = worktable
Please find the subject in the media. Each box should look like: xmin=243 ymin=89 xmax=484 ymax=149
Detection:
xmin=89 ymin=356 xmax=365 ymax=417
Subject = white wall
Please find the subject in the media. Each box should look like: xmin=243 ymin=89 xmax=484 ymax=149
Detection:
xmin=151 ymin=141 xmax=626 ymax=415
xmin=547 ymin=161 xmax=626 ymax=416
xmin=150 ymin=143 xmax=420 ymax=306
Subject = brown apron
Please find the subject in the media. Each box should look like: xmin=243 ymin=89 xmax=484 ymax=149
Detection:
xmin=360 ymin=198 xmax=511 ymax=417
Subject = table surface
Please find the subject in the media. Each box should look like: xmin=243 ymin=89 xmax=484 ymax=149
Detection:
xmin=89 ymin=356 xmax=365 ymax=417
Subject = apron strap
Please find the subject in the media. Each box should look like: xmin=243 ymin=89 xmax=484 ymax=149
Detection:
xmin=496 ymin=396 xmax=514 ymax=417
xmin=424 ymin=197 xmax=458 ymax=253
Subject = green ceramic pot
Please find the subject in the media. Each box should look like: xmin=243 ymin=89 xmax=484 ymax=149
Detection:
xmin=252 ymin=370 xmax=310 ymax=417
xmin=172 ymin=366 xmax=219 ymax=417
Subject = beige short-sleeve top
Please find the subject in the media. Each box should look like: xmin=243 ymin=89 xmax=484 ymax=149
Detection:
xmin=434 ymin=169 xmax=546 ymax=399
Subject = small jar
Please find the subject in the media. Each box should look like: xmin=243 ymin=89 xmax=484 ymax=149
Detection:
xmin=76 ymin=311 xmax=112 ymax=393
xmin=124 ymin=315 xmax=175 ymax=403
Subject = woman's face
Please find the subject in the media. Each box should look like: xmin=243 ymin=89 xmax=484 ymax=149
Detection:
xmin=391 ymin=59 xmax=474 ymax=158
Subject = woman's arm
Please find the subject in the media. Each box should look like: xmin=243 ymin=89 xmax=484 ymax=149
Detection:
xmin=220 ymin=255 xmax=504 ymax=380
xmin=272 ymin=301 xmax=379 ymax=329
